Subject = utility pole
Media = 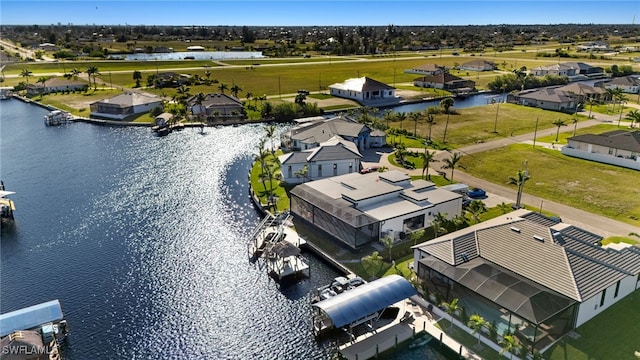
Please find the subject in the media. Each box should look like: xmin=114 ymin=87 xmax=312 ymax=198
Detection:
xmin=532 ymin=117 xmax=539 ymax=148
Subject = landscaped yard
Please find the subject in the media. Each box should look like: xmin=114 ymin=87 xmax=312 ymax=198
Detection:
xmin=544 ymin=290 xmax=640 ymax=360
xmin=535 ymin=123 xmax=623 ymax=144
xmin=458 ymin=143 xmax=640 ymax=226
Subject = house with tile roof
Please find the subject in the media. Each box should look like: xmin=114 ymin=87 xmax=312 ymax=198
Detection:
xmin=508 ymin=83 xmax=605 ymax=112
xmin=186 ymin=93 xmax=245 ymax=122
xmin=413 ymin=73 xmax=475 ymax=94
xmin=404 ymin=63 xmax=446 ymax=76
xmin=26 ymin=77 xmax=88 ymax=95
xmin=90 ymin=92 xmax=163 ymax=120
xmin=278 ymin=136 xmax=363 ymax=184
xmin=603 ymin=75 xmax=640 ymax=94
xmin=562 ymin=130 xmax=640 ymax=170
xmin=280 ymin=115 xmax=383 ymax=152
xmin=291 ymin=170 xmax=462 ymax=248
xmin=329 ymin=77 xmax=397 ymax=104
xmin=413 ymin=209 xmax=640 ymax=354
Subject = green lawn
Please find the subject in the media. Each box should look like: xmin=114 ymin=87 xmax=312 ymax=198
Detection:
xmin=249 ymin=151 xmax=291 ymax=212
xmin=544 ymin=290 xmax=640 ymax=360
xmin=535 ymin=124 xmax=622 ymax=144
xmin=458 ymin=143 xmax=640 ymax=226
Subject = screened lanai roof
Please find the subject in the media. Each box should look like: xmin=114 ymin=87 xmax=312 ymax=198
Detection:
xmin=312 ymin=275 xmax=416 ymax=328
xmin=0 ymin=300 xmax=63 ymax=337
xmin=420 ymin=256 xmax=575 ymax=324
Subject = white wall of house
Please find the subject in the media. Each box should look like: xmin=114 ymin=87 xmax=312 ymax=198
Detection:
xmin=330 ymin=88 xmax=364 ymax=102
xmin=133 ymin=102 xmax=163 ymax=115
xmin=604 ymin=83 xmax=640 ymax=93
xmin=283 ymin=158 xmax=361 ymax=184
xmin=378 ymin=199 xmax=462 ymax=241
xmin=562 ymin=146 xmax=640 ymax=170
xmin=414 ymin=80 xmax=444 ymax=89
xmin=575 ymin=275 xmax=638 ymax=327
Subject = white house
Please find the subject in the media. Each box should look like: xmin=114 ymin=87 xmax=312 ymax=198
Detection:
xmin=459 ymin=59 xmax=496 ymax=72
xmin=329 ymin=77 xmax=396 ymax=104
xmin=562 ymin=130 xmax=640 ymax=170
xmin=278 ymin=136 xmax=362 ymax=184
xmin=413 ymin=209 xmax=640 ymax=353
xmin=90 ymin=92 xmax=163 ymax=120
xmin=403 ymin=64 xmax=445 ymax=76
xmin=604 ymin=76 xmax=640 ymax=94
xmin=290 ymin=170 xmax=462 ymax=248
xmin=26 ymin=77 xmax=88 ymax=95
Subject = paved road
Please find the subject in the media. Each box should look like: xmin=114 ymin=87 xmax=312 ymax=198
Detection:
xmin=376 ymin=112 xmax=639 ymax=238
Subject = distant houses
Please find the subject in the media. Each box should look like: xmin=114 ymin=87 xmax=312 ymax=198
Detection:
xmin=562 ymin=130 xmax=640 ymax=170
xmin=90 ymin=92 xmax=162 ymax=120
xmin=603 ymin=75 xmax=640 ymax=94
xmin=413 ymin=73 xmax=475 ymax=94
xmin=508 ymin=83 xmax=605 ymax=113
xmin=329 ymin=77 xmax=397 ymax=104
xmin=530 ymin=62 xmax=605 ymax=82
xmin=404 ymin=64 xmax=445 ymax=76
xmin=459 ymin=59 xmax=496 ymax=72
xmin=26 ymin=77 xmax=88 ymax=96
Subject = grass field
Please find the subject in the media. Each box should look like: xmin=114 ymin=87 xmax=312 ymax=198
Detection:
xmin=458 ymin=143 xmax=640 ymax=226
xmin=535 ymin=123 xmax=625 ymax=144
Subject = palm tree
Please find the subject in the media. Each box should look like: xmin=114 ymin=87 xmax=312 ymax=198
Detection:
xmin=420 ymin=150 xmax=438 ymax=180
xmin=441 ymin=298 xmax=461 ymax=331
xmin=440 ymin=97 xmax=454 ymax=143
xmin=261 ymin=101 xmax=273 ymax=118
xmin=508 ymin=169 xmax=530 ymax=209
xmin=295 ymin=93 xmax=307 ymax=106
xmin=499 ymin=334 xmax=521 ymax=360
xmin=204 ymin=70 xmax=212 ymax=83
xmin=245 ymin=92 xmax=253 ymax=104
xmin=442 ymin=152 xmax=464 ymax=183
xmin=616 ymin=93 xmax=628 ymax=127
xmin=379 ymin=235 xmax=394 ymax=261
xmin=552 ymin=119 xmax=566 ymax=142
xmin=358 ymin=106 xmax=371 ymax=124
xmin=20 ymin=68 xmax=33 ymax=84
xmin=133 ymin=70 xmax=142 ymax=88
xmin=176 ymin=85 xmax=191 ymax=103
xmin=194 ymin=92 xmax=207 ymax=121
xmin=86 ymin=66 xmax=100 ymax=89
xmin=218 ymin=83 xmax=228 ymax=94
xmin=467 ymin=314 xmax=491 ymax=348
xmin=383 ymin=109 xmax=393 ymax=129
xmin=571 ymin=116 xmax=579 ymax=137
xmin=586 ymin=97 xmax=597 ymax=119
xmin=294 ymin=164 xmax=309 ymax=183
xmin=612 ymin=87 xmax=624 ymax=113
xmin=425 ymin=113 xmax=436 ymax=142
xmin=432 ymin=212 xmax=448 ymax=237
xmin=230 ymin=84 xmax=242 ymax=98
xmin=265 ymin=124 xmax=277 ymax=154
xmin=409 ymin=111 xmax=421 ymax=137
xmin=36 ymin=76 xmax=48 ymax=94
xmin=396 ymin=112 xmax=407 ymax=143
xmin=361 ymin=251 xmax=384 ymax=280
xmin=465 ymin=200 xmax=487 ymax=223
xmin=625 ymin=110 xmax=640 ymax=128
xmin=70 ymin=68 xmax=81 ymax=81
xmin=605 ymin=87 xmax=616 ymax=113
xmin=497 ymin=202 xmax=512 ymax=214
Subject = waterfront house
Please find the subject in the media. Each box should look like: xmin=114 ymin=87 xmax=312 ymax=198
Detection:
xmin=508 ymin=82 xmax=606 ymax=113
xmin=26 ymin=77 xmax=88 ymax=95
xmin=603 ymin=75 xmax=640 ymax=94
xmin=562 ymin=130 xmax=640 ymax=170
xmin=278 ymin=136 xmax=362 ymax=184
xmin=413 ymin=73 xmax=475 ymax=94
xmin=280 ymin=115 xmax=383 ymax=152
xmin=186 ymin=93 xmax=245 ymax=122
xmin=459 ymin=59 xmax=496 ymax=72
xmin=153 ymin=72 xmax=192 ymax=88
xmin=290 ymin=170 xmax=462 ymax=249
xmin=530 ymin=62 xmax=604 ymax=82
xmin=329 ymin=77 xmax=397 ymax=105
xmin=403 ymin=63 xmax=445 ymax=76
xmin=413 ymin=210 xmax=640 ymax=354
xmin=89 ymin=92 xmax=163 ymax=120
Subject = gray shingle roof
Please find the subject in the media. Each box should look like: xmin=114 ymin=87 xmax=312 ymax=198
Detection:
xmin=568 ymin=130 xmax=640 ymax=153
xmin=607 ymin=76 xmax=640 ymax=86
xmin=290 ymin=117 xmax=367 ymax=144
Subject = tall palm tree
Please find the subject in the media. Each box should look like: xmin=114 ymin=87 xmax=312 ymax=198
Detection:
xmin=176 ymin=85 xmax=191 ymax=103
xmin=425 ymin=113 xmax=436 ymax=142
xmin=625 ymin=110 xmax=640 ymax=128
xmin=358 ymin=106 xmax=371 ymax=124
xmin=218 ymin=83 xmax=228 ymax=94
xmin=605 ymin=87 xmax=616 ymax=113
xmin=20 ymin=68 xmax=32 ymax=84
xmin=420 ymin=150 xmax=437 ymax=180
xmin=194 ymin=92 xmax=207 ymax=120
xmin=586 ymin=97 xmax=597 ymax=119
xmin=409 ymin=111 xmax=421 ymax=137
xmin=265 ymin=124 xmax=277 ymax=154
xmin=36 ymin=76 xmax=48 ymax=94
xmin=294 ymin=164 xmax=309 ymax=183
xmin=432 ymin=212 xmax=449 ymax=237
xmin=441 ymin=298 xmax=461 ymax=331
xmin=361 ymin=251 xmax=384 ymax=280
xmin=467 ymin=314 xmax=491 ymax=348
xmin=616 ymin=93 xmax=628 ymax=127
xmin=245 ymin=92 xmax=253 ymax=103
xmin=571 ymin=116 xmax=579 ymax=137
xmin=552 ymin=119 xmax=566 ymax=142
xmin=379 ymin=235 xmax=393 ymax=261
xmin=466 ymin=200 xmax=487 ymax=223
xmin=440 ymin=97 xmax=454 ymax=143
xmin=508 ymin=169 xmax=530 ymax=209
xmin=86 ymin=66 xmax=100 ymax=89
xmin=383 ymin=109 xmax=393 ymax=129
xmin=133 ymin=70 xmax=142 ymax=88
xmin=396 ymin=112 xmax=407 ymax=142
xmin=230 ymin=84 xmax=242 ymax=98
xmin=499 ymin=334 xmax=521 ymax=360
xmin=442 ymin=152 xmax=464 ymax=183
xmin=612 ymin=87 xmax=624 ymax=113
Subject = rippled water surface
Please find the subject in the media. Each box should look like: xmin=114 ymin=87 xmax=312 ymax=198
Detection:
xmin=1 ymin=99 xmax=340 ymax=359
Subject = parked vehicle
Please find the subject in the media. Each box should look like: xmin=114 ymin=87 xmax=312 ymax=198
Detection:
xmin=468 ymin=188 xmax=486 ymax=198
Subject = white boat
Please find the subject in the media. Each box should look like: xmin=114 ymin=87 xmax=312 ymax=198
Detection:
xmin=0 ymin=181 xmax=15 ymax=226
xmin=44 ymin=110 xmax=72 ymax=126
xmin=408 ymin=334 xmax=432 ymax=349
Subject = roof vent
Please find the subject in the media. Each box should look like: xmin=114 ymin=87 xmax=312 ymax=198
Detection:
xmin=510 ymin=227 xmax=521 ymax=233
xmin=533 ymin=235 xmax=545 ymax=243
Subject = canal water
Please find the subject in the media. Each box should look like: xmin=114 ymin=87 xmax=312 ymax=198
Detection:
xmin=109 ymin=51 xmax=265 ymax=61
xmin=389 ymin=93 xmax=507 ymax=114
xmin=0 ymin=99 xmax=452 ymax=359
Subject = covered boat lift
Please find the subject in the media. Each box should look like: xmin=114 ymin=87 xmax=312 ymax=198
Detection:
xmin=0 ymin=300 xmax=64 ymax=337
xmin=312 ymin=275 xmax=416 ymax=337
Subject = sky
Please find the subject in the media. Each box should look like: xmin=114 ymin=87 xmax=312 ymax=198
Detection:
xmin=1 ymin=0 xmax=638 ymax=26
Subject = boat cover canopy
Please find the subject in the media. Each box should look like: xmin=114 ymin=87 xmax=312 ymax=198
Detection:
xmin=0 ymin=191 xmax=15 ymax=198
xmin=0 ymin=300 xmax=63 ymax=337
xmin=312 ymin=275 xmax=416 ymax=328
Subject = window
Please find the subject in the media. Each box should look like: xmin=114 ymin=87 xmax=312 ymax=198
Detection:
xmin=349 ymin=163 xmax=353 ymax=173
xmin=288 ymin=166 xmax=292 ymax=178
xmin=608 ymin=148 xmax=614 ymax=155
xmin=614 ymin=280 xmax=620 ymax=298
xmin=318 ymin=164 xmax=322 ymax=177
xmin=333 ymin=163 xmax=337 ymax=176
xmin=600 ymin=289 xmax=606 ymax=307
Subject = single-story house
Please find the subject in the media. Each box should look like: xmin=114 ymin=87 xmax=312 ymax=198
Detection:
xmin=604 ymin=76 xmax=640 ymax=94
xmin=26 ymin=77 xmax=88 ymax=95
xmin=576 ymin=41 xmax=610 ymax=52
xmin=413 ymin=73 xmax=475 ymax=93
xmin=329 ymin=77 xmax=396 ymax=104
xmin=459 ymin=59 xmax=495 ymax=72
xmin=507 ymin=82 xmax=607 ymax=112
xmin=280 ymin=115 xmax=384 ymax=151
xmin=530 ymin=63 xmax=578 ymax=77
xmin=278 ymin=136 xmax=362 ymax=184
xmin=290 ymin=170 xmax=462 ymax=248
xmin=152 ymin=72 xmax=192 ymax=88
xmin=530 ymin=62 xmax=605 ymax=81
xmin=90 ymin=92 xmax=163 ymax=120
xmin=562 ymin=130 xmax=640 ymax=170
xmin=186 ymin=93 xmax=245 ymax=122
xmin=414 ymin=210 xmax=640 ymax=354
xmin=404 ymin=64 xmax=445 ymax=76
